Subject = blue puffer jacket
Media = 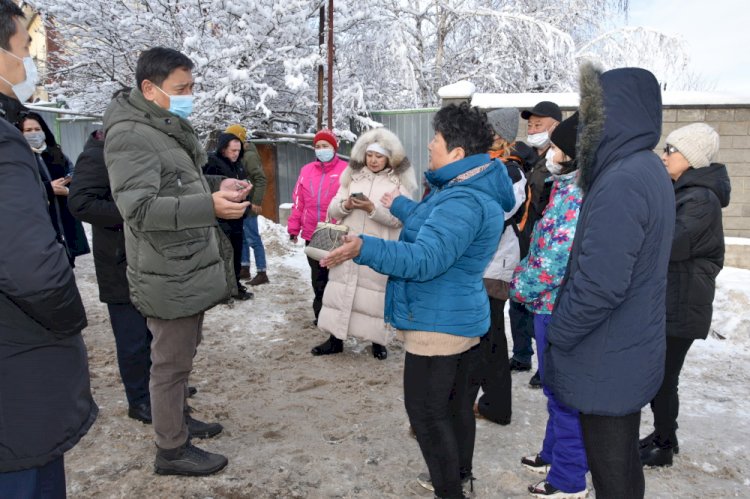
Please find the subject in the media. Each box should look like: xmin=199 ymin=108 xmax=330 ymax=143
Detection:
xmin=545 ymin=65 xmax=676 ymax=416
xmin=355 ymin=154 xmax=515 ymax=337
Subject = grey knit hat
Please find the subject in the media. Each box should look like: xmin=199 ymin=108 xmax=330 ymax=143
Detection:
xmin=487 ymin=108 xmax=520 ymax=143
xmin=665 ymin=123 xmax=720 ymax=168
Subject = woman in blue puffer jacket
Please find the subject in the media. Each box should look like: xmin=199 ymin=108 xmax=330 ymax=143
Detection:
xmin=322 ymin=103 xmax=515 ymax=499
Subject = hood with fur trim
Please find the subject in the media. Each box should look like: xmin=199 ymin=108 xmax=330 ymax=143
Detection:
xmin=577 ymin=63 xmax=662 ymax=194
xmin=343 ymin=127 xmax=417 ymax=195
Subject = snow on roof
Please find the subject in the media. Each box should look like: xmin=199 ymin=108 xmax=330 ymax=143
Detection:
xmin=471 ymin=91 xmax=750 ymax=109
xmin=726 ymin=237 xmax=750 ymax=246
xmin=438 ymin=80 xmax=476 ymax=99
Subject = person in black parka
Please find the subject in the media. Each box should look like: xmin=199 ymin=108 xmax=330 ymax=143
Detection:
xmin=203 ymin=132 xmax=253 ymax=301
xmin=68 ymin=129 xmax=153 ymax=424
xmin=0 ymin=3 xmax=97 ymax=493
xmin=639 ymin=123 xmax=731 ymax=467
xmin=17 ymin=112 xmax=90 ymax=267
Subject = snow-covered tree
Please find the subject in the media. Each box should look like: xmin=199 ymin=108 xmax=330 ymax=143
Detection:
xmin=29 ymin=0 xmax=322 ymax=133
xmin=28 ymin=0 xmax=693 ymax=134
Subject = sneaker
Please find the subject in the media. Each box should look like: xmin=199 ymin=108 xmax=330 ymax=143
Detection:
xmin=187 ymin=416 xmax=223 ymax=439
xmin=528 ymin=480 xmax=587 ymax=498
xmin=416 ymin=471 xmax=475 ymax=494
xmin=154 ymin=441 xmax=228 ymax=476
xmin=311 ymin=335 xmax=343 ymax=356
xmin=510 ymin=358 xmax=532 ymax=372
xmin=188 ymin=386 xmax=198 ymax=398
xmin=529 ymin=370 xmax=542 ymax=389
xmin=521 ymin=454 xmax=550 ymax=474
xmin=247 ymin=271 xmax=270 ymax=286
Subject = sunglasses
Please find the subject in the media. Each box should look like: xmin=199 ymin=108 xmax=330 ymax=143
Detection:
xmin=663 ymin=144 xmax=679 ymax=155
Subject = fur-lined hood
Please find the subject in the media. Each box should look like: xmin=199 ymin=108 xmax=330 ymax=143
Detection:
xmin=577 ymin=62 xmax=662 ymax=194
xmin=342 ymin=127 xmax=417 ymax=195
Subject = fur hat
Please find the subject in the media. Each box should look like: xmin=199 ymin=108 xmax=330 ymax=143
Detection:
xmin=487 ymin=108 xmax=519 ymax=143
xmin=313 ymin=129 xmax=338 ymax=151
xmin=551 ymin=112 xmax=579 ymax=160
xmin=665 ymin=123 xmax=720 ymax=168
xmin=344 ymin=127 xmax=417 ymax=195
xmin=225 ymin=124 xmax=247 ymax=143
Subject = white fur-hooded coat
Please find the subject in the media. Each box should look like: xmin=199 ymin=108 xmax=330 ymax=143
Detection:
xmin=317 ymin=128 xmax=417 ymax=345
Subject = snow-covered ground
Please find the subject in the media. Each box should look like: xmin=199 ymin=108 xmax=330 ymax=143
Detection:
xmin=64 ymin=221 xmax=750 ymax=498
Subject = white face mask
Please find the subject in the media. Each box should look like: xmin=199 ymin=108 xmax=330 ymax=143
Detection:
xmin=527 ymin=131 xmax=550 ymax=149
xmin=545 ymin=148 xmax=563 ymax=175
xmin=0 ymin=49 xmax=39 ymax=103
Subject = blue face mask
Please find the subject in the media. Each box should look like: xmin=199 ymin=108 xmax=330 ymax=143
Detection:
xmin=315 ymin=148 xmax=335 ymax=163
xmin=155 ymin=85 xmax=194 ymax=119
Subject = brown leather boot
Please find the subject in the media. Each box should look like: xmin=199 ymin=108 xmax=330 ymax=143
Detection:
xmin=247 ymin=271 xmax=269 ymax=286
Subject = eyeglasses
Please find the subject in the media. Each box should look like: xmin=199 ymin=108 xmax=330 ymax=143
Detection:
xmin=663 ymin=144 xmax=679 ymax=155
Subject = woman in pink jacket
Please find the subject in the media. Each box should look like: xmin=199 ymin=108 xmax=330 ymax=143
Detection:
xmin=288 ymin=129 xmax=348 ymax=323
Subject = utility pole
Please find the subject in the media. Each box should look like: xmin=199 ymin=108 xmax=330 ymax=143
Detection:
xmin=316 ymin=5 xmax=324 ymax=131
xmin=326 ymin=0 xmax=334 ymax=129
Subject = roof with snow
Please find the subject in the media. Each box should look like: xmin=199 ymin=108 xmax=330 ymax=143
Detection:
xmin=472 ymin=91 xmax=750 ymax=109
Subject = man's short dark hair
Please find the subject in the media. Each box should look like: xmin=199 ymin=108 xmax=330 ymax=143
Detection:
xmin=433 ymin=102 xmax=494 ymax=157
xmin=0 ymin=0 xmax=25 ymax=51
xmin=135 ymin=47 xmax=194 ymax=91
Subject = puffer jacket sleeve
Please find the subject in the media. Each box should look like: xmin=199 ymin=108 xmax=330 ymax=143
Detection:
xmin=243 ymin=145 xmax=267 ymax=205
xmin=68 ymin=140 xmax=123 ymax=228
xmin=389 ymin=194 xmax=419 ymax=224
xmin=327 ymin=180 xmax=352 ymax=221
xmin=105 ymin=125 xmax=216 ymax=231
xmin=356 ymin=190 xmax=482 ymax=282
xmin=368 ymin=184 xmax=413 ymax=228
xmin=670 ymin=188 xmax=717 ymax=262
xmin=287 ymin=165 xmax=306 ymax=236
xmin=547 ymin=170 xmax=647 ymax=351
xmin=0 ymin=125 xmax=87 ymax=337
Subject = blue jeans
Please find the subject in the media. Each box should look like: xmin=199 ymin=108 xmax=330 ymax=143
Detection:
xmin=0 ymin=456 xmax=66 ymax=498
xmin=107 ymin=303 xmax=152 ymax=407
xmin=240 ymin=216 xmax=266 ymax=271
xmin=509 ymin=300 xmax=534 ymax=364
xmin=535 ymin=314 xmax=588 ymax=493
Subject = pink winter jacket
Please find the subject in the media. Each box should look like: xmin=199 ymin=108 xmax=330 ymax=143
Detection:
xmin=287 ymin=156 xmax=348 ymax=241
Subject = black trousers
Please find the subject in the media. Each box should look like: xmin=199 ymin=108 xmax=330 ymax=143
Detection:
xmin=650 ymin=336 xmax=694 ymax=446
xmin=404 ymin=345 xmax=481 ymax=499
xmin=476 ymin=297 xmax=512 ymax=424
xmin=306 ymin=251 xmax=329 ymax=320
xmin=580 ymin=411 xmax=644 ymax=499
xmin=107 ymin=302 xmax=152 ymax=407
xmin=229 ymin=229 xmax=244 ymax=287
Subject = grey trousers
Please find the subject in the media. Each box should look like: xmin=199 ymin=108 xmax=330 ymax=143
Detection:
xmin=147 ymin=313 xmax=203 ymax=450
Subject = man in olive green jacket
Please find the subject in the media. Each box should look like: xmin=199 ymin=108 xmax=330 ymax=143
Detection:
xmin=104 ymin=47 xmax=251 ymax=477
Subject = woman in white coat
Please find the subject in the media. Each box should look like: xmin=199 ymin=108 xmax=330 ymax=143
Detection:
xmin=312 ymin=128 xmax=417 ymax=360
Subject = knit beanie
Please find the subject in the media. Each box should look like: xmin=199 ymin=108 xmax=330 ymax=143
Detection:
xmin=550 ymin=111 xmax=579 ymax=160
xmin=313 ymin=129 xmax=338 ymax=151
xmin=487 ymin=108 xmax=519 ymax=143
xmin=665 ymin=123 xmax=720 ymax=168
xmin=225 ymin=124 xmax=247 ymax=143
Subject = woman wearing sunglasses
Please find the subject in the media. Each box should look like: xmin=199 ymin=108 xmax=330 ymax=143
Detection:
xmin=640 ymin=123 xmax=731 ymax=467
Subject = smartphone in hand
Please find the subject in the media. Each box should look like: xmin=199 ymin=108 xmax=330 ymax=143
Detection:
xmin=350 ymin=192 xmax=366 ymax=200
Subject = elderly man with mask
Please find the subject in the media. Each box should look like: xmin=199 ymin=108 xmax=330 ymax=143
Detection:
xmin=509 ymin=101 xmax=562 ymax=389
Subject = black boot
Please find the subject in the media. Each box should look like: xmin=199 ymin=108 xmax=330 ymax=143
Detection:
xmin=154 ymin=440 xmax=228 ymax=476
xmin=639 ymin=431 xmax=679 ymax=454
xmin=640 ymin=438 xmax=674 ymax=467
xmin=311 ymin=334 xmax=343 ymax=356
xmin=372 ymin=343 xmax=388 ymax=360
xmin=128 ymin=402 xmax=152 ymax=424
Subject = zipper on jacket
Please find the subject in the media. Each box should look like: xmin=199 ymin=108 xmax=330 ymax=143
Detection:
xmin=316 ymin=171 xmax=326 ymax=222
